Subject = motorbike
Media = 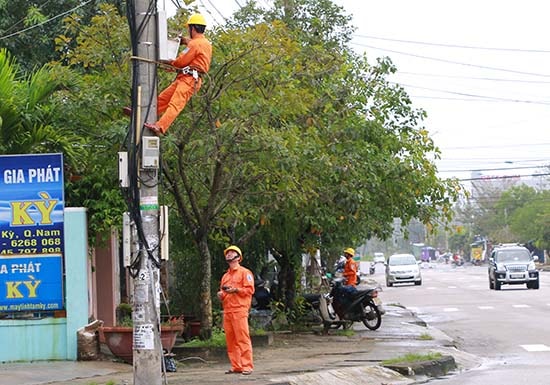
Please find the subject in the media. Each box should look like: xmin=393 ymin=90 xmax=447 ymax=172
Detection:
xmin=251 ymin=276 xmax=273 ymax=310
xmin=451 ymin=254 xmax=464 ymax=267
xmin=304 ymin=275 xmax=382 ymax=332
xmin=369 ymin=263 xmax=376 ymax=275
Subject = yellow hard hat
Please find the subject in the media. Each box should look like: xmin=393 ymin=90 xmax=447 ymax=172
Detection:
xmin=224 ymin=245 xmax=242 ymax=261
xmin=344 ymin=248 xmax=355 ymax=256
xmin=187 ymin=13 xmax=207 ymax=27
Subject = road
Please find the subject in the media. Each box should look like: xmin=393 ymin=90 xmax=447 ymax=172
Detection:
xmin=370 ymin=262 xmax=550 ymax=384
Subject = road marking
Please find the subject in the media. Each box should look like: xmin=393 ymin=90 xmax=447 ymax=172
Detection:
xmin=520 ymin=344 xmax=550 ymax=352
xmin=443 ymin=307 xmax=459 ymax=312
xmin=512 ymin=304 xmax=530 ymax=308
xmin=427 ymin=287 xmax=437 ymax=290
xmin=478 ymin=306 xmax=494 ymax=310
xmin=448 ymin=286 xmax=457 ymax=289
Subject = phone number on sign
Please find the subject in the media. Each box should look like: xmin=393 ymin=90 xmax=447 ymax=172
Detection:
xmin=1 ymin=238 xmax=62 ymax=255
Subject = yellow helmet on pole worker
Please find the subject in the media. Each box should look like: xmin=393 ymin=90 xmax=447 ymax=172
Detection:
xmin=224 ymin=245 xmax=243 ymax=262
xmin=186 ymin=13 xmax=207 ymax=27
xmin=344 ymin=248 xmax=355 ymax=257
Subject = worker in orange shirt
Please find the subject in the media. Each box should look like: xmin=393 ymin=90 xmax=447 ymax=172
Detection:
xmin=217 ymin=245 xmax=255 ymax=375
xmin=342 ymin=247 xmax=357 ymax=287
xmin=144 ymin=13 xmax=212 ymax=135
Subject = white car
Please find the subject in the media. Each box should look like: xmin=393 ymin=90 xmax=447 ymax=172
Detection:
xmin=373 ymin=252 xmax=385 ymax=264
xmin=385 ymin=253 xmax=422 ymax=287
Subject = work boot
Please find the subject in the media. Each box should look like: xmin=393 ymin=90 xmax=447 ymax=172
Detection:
xmin=144 ymin=122 xmax=163 ymax=136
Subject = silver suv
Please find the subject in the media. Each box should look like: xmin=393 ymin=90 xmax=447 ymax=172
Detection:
xmin=488 ymin=243 xmax=539 ymax=290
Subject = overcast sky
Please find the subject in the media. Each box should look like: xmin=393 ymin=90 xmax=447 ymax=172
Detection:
xmin=164 ymin=0 xmax=550 ymax=183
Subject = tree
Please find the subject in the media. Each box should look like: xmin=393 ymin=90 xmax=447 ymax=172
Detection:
xmin=0 ymin=0 xmax=125 ymax=71
xmin=50 ymin=3 xmax=130 ymax=241
xmin=0 ymin=48 xmax=82 ymax=162
xmin=161 ymin=0 xmax=460 ymax=337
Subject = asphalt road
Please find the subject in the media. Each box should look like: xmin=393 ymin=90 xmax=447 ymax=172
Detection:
xmin=372 ymin=261 xmax=550 ymax=384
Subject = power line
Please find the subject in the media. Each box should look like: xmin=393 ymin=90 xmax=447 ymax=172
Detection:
xmin=0 ymin=0 xmax=93 ymax=41
xmin=399 ymin=71 xmax=550 ymax=85
xmin=354 ymin=34 xmax=550 ymax=54
xmin=458 ymin=172 xmax=550 ymax=182
xmin=440 ymin=165 xmax=549 ymax=173
xmin=394 ymin=82 xmax=550 ymax=105
xmin=353 ymin=43 xmax=550 ymax=78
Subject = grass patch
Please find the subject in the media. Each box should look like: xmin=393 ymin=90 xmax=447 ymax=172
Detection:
xmin=381 ymin=352 xmax=442 ymax=366
xmin=334 ymin=329 xmax=355 ymax=337
xmin=418 ymin=333 xmax=433 ymax=340
xmin=180 ymin=328 xmax=227 ymax=348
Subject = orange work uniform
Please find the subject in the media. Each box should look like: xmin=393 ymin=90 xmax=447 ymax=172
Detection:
xmin=343 ymin=257 xmax=357 ymax=287
xmin=219 ymin=265 xmax=255 ymax=373
xmin=155 ymin=34 xmax=212 ymax=133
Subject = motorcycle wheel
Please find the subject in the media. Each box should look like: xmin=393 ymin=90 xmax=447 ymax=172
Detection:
xmin=362 ymin=303 xmax=382 ymax=330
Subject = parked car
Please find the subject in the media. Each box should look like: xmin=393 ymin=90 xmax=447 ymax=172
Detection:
xmin=488 ymin=243 xmax=539 ymax=290
xmin=373 ymin=252 xmax=385 ymax=264
xmin=385 ymin=253 xmax=422 ymax=287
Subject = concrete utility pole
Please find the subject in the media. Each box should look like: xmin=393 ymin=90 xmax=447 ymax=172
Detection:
xmin=132 ymin=0 xmax=162 ymax=384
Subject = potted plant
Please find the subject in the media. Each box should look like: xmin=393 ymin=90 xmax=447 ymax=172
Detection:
xmin=99 ymin=304 xmax=184 ymax=364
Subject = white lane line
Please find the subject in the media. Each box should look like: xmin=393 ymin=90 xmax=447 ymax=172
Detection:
xmin=478 ymin=306 xmax=494 ymax=310
xmin=520 ymin=344 xmax=550 ymax=352
xmin=443 ymin=307 xmax=459 ymax=312
xmin=427 ymin=287 xmax=437 ymax=290
xmin=513 ymin=304 xmax=530 ymax=308
xmin=448 ymin=286 xmax=457 ymax=289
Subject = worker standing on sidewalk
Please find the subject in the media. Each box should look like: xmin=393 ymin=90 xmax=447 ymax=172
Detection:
xmin=217 ymin=245 xmax=255 ymax=375
xmin=144 ymin=13 xmax=212 ymax=135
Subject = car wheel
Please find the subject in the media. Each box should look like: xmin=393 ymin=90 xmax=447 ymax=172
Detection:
xmin=530 ymin=280 xmax=540 ymax=290
xmin=386 ymin=279 xmax=392 ymax=287
xmin=489 ymin=277 xmax=494 ymax=290
xmin=495 ymin=280 xmax=501 ymax=290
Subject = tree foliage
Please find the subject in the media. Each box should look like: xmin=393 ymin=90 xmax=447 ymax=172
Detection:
xmin=161 ymin=0 xmax=460 ymax=337
xmin=0 ymin=48 xmax=83 ymax=163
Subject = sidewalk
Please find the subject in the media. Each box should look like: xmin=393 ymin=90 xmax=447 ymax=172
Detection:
xmin=0 ymin=304 xmax=480 ymax=385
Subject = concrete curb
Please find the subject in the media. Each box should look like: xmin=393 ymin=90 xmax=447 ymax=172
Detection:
xmin=271 ymin=365 xmax=415 ymax=385
xmin=384 ymin=354 xmax=456 ymax=377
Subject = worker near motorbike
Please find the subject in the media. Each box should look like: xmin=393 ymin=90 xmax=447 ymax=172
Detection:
xmin=343 ymin=248 xmax=358 ymax=287
xmin=217 ymin=245 xmax=255 ymax=375
xmin=144 ymin=13 xmax=212 ymax=135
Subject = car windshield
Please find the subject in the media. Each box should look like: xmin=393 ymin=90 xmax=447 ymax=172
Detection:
xmin=389 ymin=255 xmax=417 ymax=266
xmin=495 ymin=249 xmax=531 ymax=263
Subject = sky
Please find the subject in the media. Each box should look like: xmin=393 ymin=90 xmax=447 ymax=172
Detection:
xmin=163 ymin=0 xmax=550 ymax=184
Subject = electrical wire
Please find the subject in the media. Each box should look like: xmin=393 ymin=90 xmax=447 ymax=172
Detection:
xmin=354 ymin=34 xmax=550 ymax=53
xmin=0 ymin=0 xmax=93 ymax=41
xmin=392 ymin=82 xmax=550 ymax=105
xmin=353 ymin=42 xmax=550 ymax=78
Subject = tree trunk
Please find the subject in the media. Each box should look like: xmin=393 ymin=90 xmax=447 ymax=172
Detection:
xmin=197 ymin=236 xmax=213 ymax=339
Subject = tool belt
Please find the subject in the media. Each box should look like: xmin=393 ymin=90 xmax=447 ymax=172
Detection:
xmin=177 ymin=66 xmax=202 ymax=80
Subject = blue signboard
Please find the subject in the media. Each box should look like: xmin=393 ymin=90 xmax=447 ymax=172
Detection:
xmin=0 ymin=153 xmax=64 ymax=311
xmin=0 ymin=254 xmax=63 ymax=311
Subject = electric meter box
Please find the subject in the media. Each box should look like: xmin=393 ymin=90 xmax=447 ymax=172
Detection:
xmin=142 ymin=136 xmax=160 ymax=169
xmin=158 ymin=10 xmax=180 ymax=61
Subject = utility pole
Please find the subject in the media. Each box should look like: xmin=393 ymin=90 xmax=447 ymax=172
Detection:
xmin=131 ymin=0 xmax=162 ymax=384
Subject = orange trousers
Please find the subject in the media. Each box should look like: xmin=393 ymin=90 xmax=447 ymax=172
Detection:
xmin=223 ymin=312 xmax=253 ymax=372
xmin=156 ymin=76 xmax=200 ymax=133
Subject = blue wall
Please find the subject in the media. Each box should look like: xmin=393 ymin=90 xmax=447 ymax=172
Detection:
xmin=0 ymin=208 xmax=88 ymax=362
